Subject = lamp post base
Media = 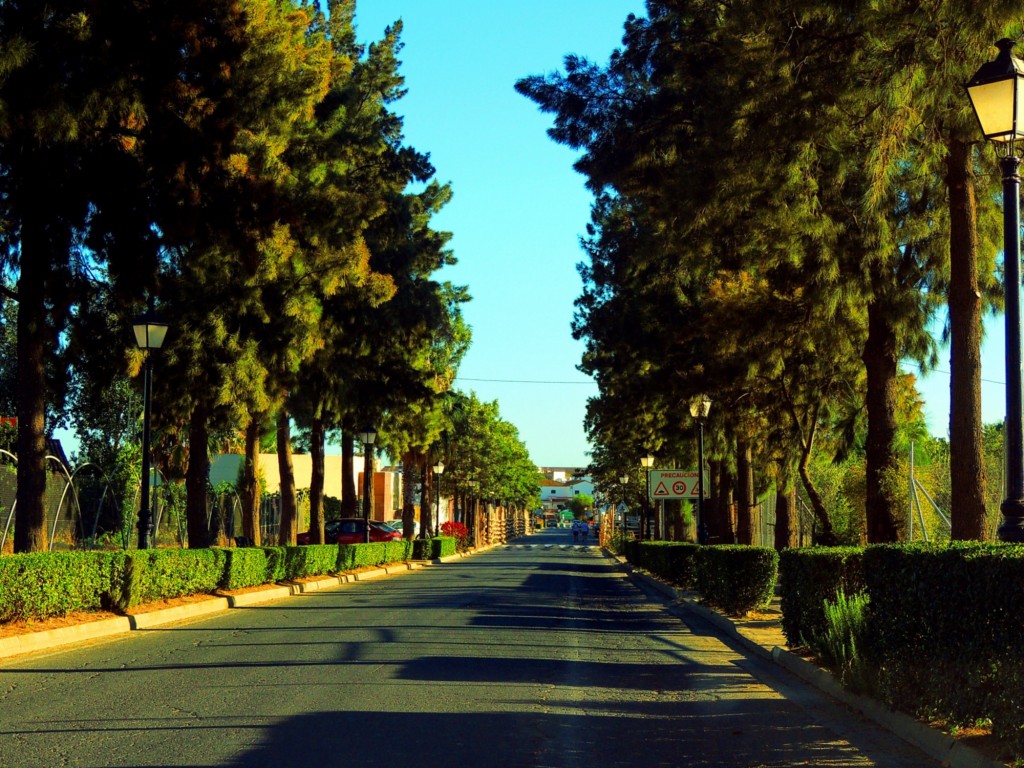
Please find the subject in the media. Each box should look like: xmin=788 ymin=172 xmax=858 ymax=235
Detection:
xmin=137 ymin=509 xmax=152 ymax=550
xmin=998 ymin=498 xmax=1024 ymax=542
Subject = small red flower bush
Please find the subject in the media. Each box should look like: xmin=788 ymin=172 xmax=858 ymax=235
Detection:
xmin=440 ymin=521 xmax=470 ymax=550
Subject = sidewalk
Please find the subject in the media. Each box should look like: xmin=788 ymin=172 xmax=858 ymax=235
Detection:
xmin=620 ymin=560 xmax=1007 ymax=768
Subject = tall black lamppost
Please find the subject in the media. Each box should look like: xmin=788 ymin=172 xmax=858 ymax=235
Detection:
xmin=358 ymin=426 xmax=377 ymax=543
xmin=432 ymin=460 xmax=445 ymax=537
xmin=967 ymin=39 xmax=1024 ymax=541
xmin=619 ymin=473 xmax=629 ymax=541
xmin=640 ymin=452 xmax=655 ymax=539
xmin=689 ymin=394 xmax=712 ymax=545
xmin=133 ymin=307 xmax=168 ymax=549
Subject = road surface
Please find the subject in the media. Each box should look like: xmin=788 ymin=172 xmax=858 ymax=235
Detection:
xmin=0 ymin=527 xmax=937 ymax=767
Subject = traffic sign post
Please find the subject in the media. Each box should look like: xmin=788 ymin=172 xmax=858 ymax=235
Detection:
xmin=648 ymin=469 xmax=706 ymax=500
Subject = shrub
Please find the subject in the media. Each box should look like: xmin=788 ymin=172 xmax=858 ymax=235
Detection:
xmin=0 ymin=551 xmax=126 ymax=621
xmin=628 ymin=541 xmax=699 ymax=589
xmin=440 ymin=521 xmax=469 ymax=550
xmin=283 ymin=544 xmax=338 ymax=579
xmin=118 ymin=548 xmax=227 ymax=609
xmin=778 ymin=546 xmax=864 ymax=648
xmin=413 ymin=536 xmax=456 ymax=560
xmin=260 ymin=547 xmax=288 ymax=583
xmin=694 ymin=545 xmax=778 ymax=615
xmin=862 ymin=541 xmax=1024 ymax=743
xmin=806 ymin=589 xmax=873 ymax=693
xmin=222 ymin=547 xmax=271 ymax=590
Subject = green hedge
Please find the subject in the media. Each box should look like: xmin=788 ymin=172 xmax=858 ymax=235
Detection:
xmin=0 ymin=536 xmax=454 ymax=624
xmin=0 ymin=551 xmax=126 ymax=621
xmin=120 ymin=549 xmax=228 ymax=609
xmin=778 ymin=546 xmax=864 ymax=647
xmin=861 ymin=542 xmax=1024 ymax=748
xmin=284 ymin=544 xmax=339 ymax=579
xmin=222 ymin=547 xmax=271 ymax=590
xmin=694 ymin=545 xmax=778 ymax=615
xmin=628 ymin=541 xmax=700 ymax=589
xmin=412 ymin=536 xmax=456 ymax=560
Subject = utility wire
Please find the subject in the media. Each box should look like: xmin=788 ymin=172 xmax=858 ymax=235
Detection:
xmin=456 ymin=376 xmax=596 ymax=385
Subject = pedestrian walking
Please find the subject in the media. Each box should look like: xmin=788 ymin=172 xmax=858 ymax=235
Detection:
xmin=581 ymin=520 xmax=589 ymax=543
xmin=571 ymin=519 xmax=580 ymax=543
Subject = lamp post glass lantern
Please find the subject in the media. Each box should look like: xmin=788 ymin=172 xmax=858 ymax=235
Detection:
xmin=358 ymin=427 xmax=377 ymax=543
xmin=689 ymin=395 xmax=712 ymax=545
xmin=640 ymin=453 xmax=655 ymax=539
xmin=433 ymin=460 xmax=445 ymax=536
xmin=132 ymin=307 xmax=168 ymax=550
xmin=967 ymin=40 xmax=1024 ymax=540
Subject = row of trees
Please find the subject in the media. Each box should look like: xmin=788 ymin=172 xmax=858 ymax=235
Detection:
xmin=0 ymin=0 xmax=539 ymax=552
xmin=518 ymin=0 xmax=1019 ymax=544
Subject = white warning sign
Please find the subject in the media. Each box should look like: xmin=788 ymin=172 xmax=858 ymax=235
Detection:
xmin=648 ymin=470 xmax=703 ymax=499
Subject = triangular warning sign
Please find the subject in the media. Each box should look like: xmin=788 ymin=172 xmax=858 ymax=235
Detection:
xmin=653 ymin=481 xmax=670 ymax=497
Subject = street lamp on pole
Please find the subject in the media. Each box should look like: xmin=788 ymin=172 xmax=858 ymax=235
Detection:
xmin=967 ymin=39 xmax=1024 ymax=541
xmin=132 ymin=306 xmax=169 ymax=550
xmin=432 ymin=460 xmax=445 ymax=537
xmin=689 ymin=394 xmax=712 ymax=545
xmin=640 ymin=452 xmax=655 ymax=540
xmin=619 ymin=473 xmax=629 ymax=542
xmin=357 ymin=426 xmax=377 ymax=543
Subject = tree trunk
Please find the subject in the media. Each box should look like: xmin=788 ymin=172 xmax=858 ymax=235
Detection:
xmin=399 ymin=451 xmax=418 ymax=539
xmin=774 ymin=472 xmax=797 ymax=551
xmin=715 ymin=461 xmax=736 ymax=543
xmin=341 ymin=430 xmax=358 ymax=516
xmin=736 ymin=440 xmax=754 ymax=545
xmin=863 ymin=300 xmax=903 ymax=543
xmin=240 ymin=412 xmax=262 ymax=546
xmin=420 ymin=456 xmax=433 ymax=538
xmin=276 ymin=408 xmax=298 ymax=545
xmin=946 ymin=137 xmax=988 ymax=540
xmin=14 ymin=220 xmax=49 ymax=553
xmin=798 ymin=448 xmax=836 ymax=545
xmin=185 ymin=399 xmax=210 ymax=548
xmin=309 ymin=414 xmax=326 ymax=544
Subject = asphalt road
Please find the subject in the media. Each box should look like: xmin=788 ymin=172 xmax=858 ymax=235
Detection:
xmin=0 ymin=528 xmax=938 ymax=767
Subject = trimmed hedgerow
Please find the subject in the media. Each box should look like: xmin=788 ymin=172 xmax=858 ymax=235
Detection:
xmin=694 ymin=545 xmax=778 ymax=616
xmin=118 ymin=548 xmax=227 ymax=609
xmin=0 ymin=550 xmax=127 ymax=621
xmin=778 ymin=546 xmax=864 ymax=648
xmin=628 ymin=541 xmax=700 ymax=589
xmin=262 ymin=546 xmax=288 ymax=583
xmin=412 ymin=536 xmax=456 ymax=560
xmin=283 ymin=544 xmax=338 ymax=579
xmin=222 ymin=547 xmax=271 ymax=590
xmin=861 ymin=542 xmax=1024 ymax=750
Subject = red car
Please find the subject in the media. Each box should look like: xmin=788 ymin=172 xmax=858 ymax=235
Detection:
xmin=296 ymin=518 xmax=401 ymax=545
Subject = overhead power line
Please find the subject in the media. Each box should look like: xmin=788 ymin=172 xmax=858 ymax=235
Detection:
xmin=456 ymin=376 xmax=596 ymax=386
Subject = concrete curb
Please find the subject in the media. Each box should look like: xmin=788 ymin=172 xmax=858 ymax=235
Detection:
xmin=619 ymin=562 xmax=1006 ymax=768
xmin=0 ymin=616 xmax=132 ymax=658
xmin=0 ymin=547 xmax=490 ymax=662
xmin=128 ymin=597 xmax=231 ymax=630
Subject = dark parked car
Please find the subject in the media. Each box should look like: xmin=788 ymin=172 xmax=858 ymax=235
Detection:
xmin=297 ymin=518 xmax=401 ymax=545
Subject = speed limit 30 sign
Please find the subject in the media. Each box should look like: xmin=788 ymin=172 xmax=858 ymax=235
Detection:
xmin=649 ymin=470 xmax=704 ymax=499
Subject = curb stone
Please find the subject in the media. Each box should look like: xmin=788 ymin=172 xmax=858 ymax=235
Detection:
xmin=617 ymin=558 xmax=1006 ymax=768
xmin=0 ymin=554 xmax=458 ymax=661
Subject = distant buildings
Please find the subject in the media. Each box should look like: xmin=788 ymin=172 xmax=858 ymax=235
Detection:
xmin=536 ymin=466 xmax=593 ymax=518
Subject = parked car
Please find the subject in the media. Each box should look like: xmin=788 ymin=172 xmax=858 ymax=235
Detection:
xmin=388 ymin=518 xmax=420 ymax=536
xmin=297 ymin=518 xmax=400 ymax=545
xmin=369 ymin=520 xmax=402 ymax=541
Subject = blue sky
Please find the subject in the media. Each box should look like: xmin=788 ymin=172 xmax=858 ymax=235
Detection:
xmin=351 ymin=1 xmax=1016 ymax=467
xmin=352 ymin=1 xmax=646 ymax=468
